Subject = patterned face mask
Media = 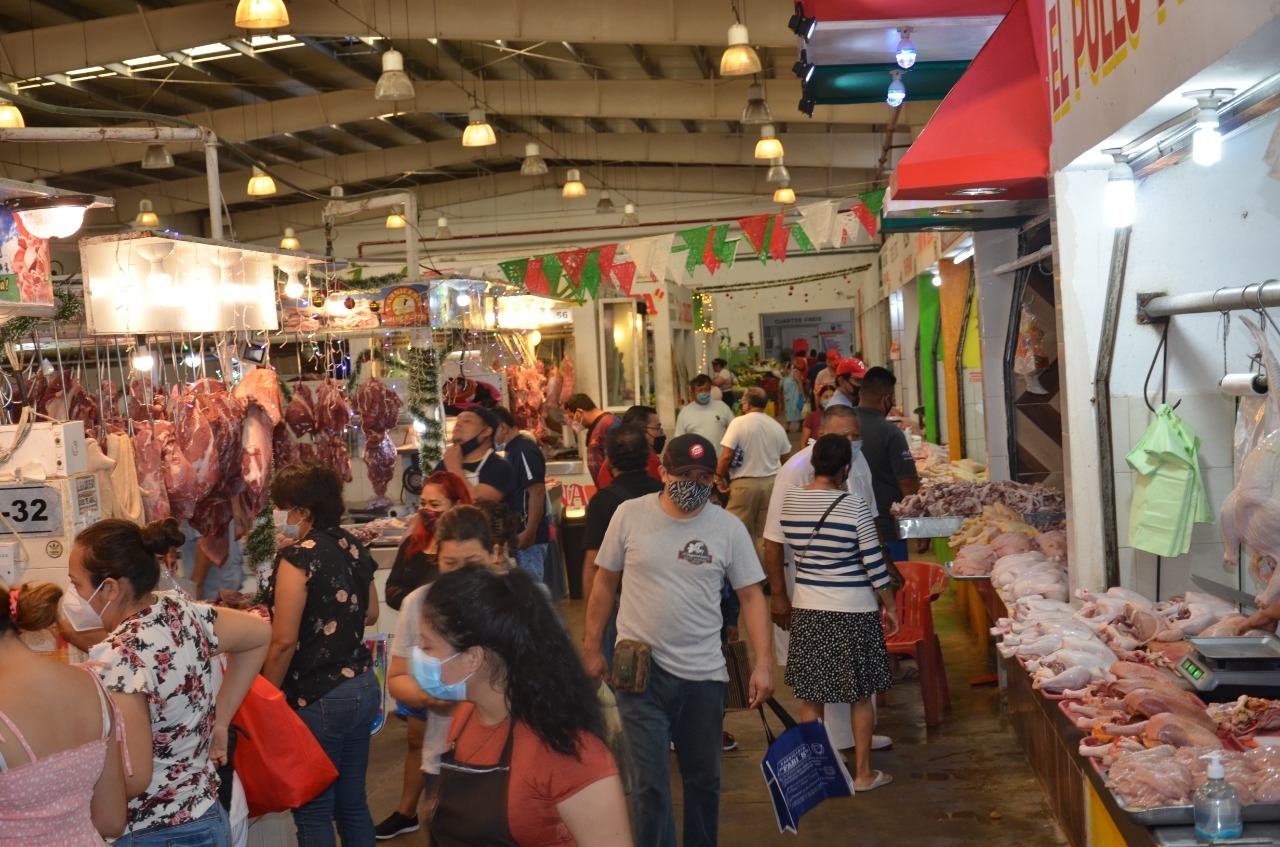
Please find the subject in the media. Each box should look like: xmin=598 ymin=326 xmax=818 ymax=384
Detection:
xmin=667 ymin=479 xmax=714 ymax=512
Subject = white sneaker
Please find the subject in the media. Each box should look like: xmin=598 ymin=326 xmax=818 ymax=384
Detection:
xmin=869 ymin=734 xmax=893 ymax=750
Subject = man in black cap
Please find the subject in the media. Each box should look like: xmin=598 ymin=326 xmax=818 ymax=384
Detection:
xmin=584 ymin=433 xmax=774 ymax=847
xmin=433 ymin=407 xmax=516 ymax=506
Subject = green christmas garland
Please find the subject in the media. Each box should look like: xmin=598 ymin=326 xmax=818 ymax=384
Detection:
xmin=406 ymin=346 xmax=444 ymax=469
xmin=0 ymin=285 xmax=83 ymax=344
xmin=243 ymin=503 xmax=277 ymax=604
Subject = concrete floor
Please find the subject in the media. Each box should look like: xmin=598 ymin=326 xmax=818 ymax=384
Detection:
xmin=364 ymin=586 xmax=1069 ymax=846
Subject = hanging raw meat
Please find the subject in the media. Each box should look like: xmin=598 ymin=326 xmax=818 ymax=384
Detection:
xmin=132 ymin=421 xmax=171 ymax=522
xmin=296 ymin=441 xmax=319 ymax=464
xmin=314 ymin=378 xmax=352 ymax=434
xmin=233 ymin=368 xmax=283 ymax=511
xmin=105 ymin=432 xmax=145 ymax=525
xmin=1221 ymin=318 xmax=1280 ymax=605
xmin=127 ymin=378 xmax=169 ymax=422
xmin=160 ymin=411 xmax=199 ymax=522
xmin=559 ymin=355 xmax=575 ymax=403
xmin=188 ymin=381 xmax=247 ymax=564
xmin=316 ymin=431 xmax=353 ymax=483
xmin=64 ymin=377 xmax=101 ymax=433
xmin=233 ymin=367 xmax=284 ymax=426
xmin=285 ymin=382 xmax=316 ymax=437
xmin=354 ymin=378 xmax=403 ymax=434
xmin=362 ymin=435 xmax=397 ymax=503
xmin=273 ymin=422 xmax=297 ymax=469
xmin=171 ymin=386 xmax=218 ymax=495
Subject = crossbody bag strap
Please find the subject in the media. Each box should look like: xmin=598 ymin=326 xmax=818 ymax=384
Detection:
xmin=796 ymin=492 xmax=848 ymax=564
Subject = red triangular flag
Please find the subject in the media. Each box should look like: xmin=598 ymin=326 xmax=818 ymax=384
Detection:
xmin=558 ymin=249 xmax=589 ymax=288
xmin=851 ymin=202 xmax=878 ymax=240
xmin=611 ymin=261 xmax=636 ymax=295
xmin=703 ymin=225 xmax=726 ymax=275
xmin=737 ymin=214 xmax=772 ymax=255
xmin=769 ymin=216 xmax=791 ymax=261
xmin=525 ymin=257 xmax=551 ymax=295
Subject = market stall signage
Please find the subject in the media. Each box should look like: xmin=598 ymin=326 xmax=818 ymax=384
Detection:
xmin=0 ymin=484 xmax=63 ymax=536
xmin=0 ymin=209 xmax=52 ymax=307
xmin=560 ymin=482 xmax=597 ymax=511
xmin=379 ymin=286 xmax=430 ymax=327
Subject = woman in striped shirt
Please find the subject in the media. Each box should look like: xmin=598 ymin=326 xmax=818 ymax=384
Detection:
xmin=777 ymin=434 xmax=899 ymax=792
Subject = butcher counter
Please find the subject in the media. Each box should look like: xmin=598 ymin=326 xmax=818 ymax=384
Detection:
xmin=958 ymin=581 xmax=1280 ymax=847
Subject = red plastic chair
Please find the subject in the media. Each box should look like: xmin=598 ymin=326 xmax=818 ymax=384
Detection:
xmin=883 ymin=561 xmax=951 ymax=727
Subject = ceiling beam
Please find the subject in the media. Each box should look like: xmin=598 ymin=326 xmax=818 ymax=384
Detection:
xmin=0 ymin=0 xmax=795 ymax=82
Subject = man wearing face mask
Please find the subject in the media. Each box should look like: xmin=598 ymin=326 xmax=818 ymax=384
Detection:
xmin=827 ymin=357 xmax=868 ymax=408
xmin=714 ymin=387 xmax=792 ymax=568
xmin=674 ymin=374 xmax=733 ymax=447
xmin=489 ymin=406 xmax=552 ymax=583
xmin=434 ymin=408 xmax=517 ymax=508
xmin=761 ymin=405 xmax=895 ymax=751
xmin=856 ymin=367 xmax=920 ymax=565
xmin=596 ymin=405 xmax=665 ymax=487
xmin=563 ymin=393 xmax=621 ymax=487
xmin=583 ymin=434 xmax=774 ymax=847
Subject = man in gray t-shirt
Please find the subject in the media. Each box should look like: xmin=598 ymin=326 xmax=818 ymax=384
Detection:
xmin=584 ymin=434 xmax=774 ymax=847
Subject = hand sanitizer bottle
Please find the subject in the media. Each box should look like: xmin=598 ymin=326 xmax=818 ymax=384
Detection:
xmin=1194 ymin=751 xmax=1243 ymax=840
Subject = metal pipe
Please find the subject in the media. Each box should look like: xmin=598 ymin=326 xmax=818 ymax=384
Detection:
xmin=993 ymin=244 xmax=1054 ymax=276
xmin=204 ymin=135 xmax=223 ymax=240
xmin=1139 ymin=279 xmax=1280 ymax=320
xmin=1093 ymin=227 xmax=1132 ymax=589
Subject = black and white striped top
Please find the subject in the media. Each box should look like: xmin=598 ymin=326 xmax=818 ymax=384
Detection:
xmin=779 ymin=488 xmax=890 ymax=613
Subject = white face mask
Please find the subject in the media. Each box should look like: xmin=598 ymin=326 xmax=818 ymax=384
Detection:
xmin=62 ymin=581 xmax=110 ymax=632
xmin=274 ymin=509 xmax=301 ymax=540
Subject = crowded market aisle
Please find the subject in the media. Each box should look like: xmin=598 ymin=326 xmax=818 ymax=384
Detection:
xmin=364 ymin=587 xmax=1067 ymax=847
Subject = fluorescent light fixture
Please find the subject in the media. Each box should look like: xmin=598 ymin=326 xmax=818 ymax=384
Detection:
xmin=952 ymin=244 xmax=975 ymax=264
xmin=434 ymin=216 xmax=453 ymax=239
xmin=1103 ymin=155 xmax=1135 ymax=229
xmin=135 ymin=198 xmax=160 ymax=228
xmin=754 ymin=124 xmax=783 ymax=159
xmin=896 ymin=28 xmax=917 ymax=69
xmin=6 ymin=193 xmax=94 ymax=239
xmin=234 ymin=0 xmax=289 ymax=29
xmin=595 ymin=190 xmax=615 ymax=214
xmin=621 ymin=203 xmax=639 ymax=226
xmin=246 ymin=166 xmax=276 ymax=196
xmin=461 ymin=107 xmax=496 ymax=147
xmin=521 ymin=142 xmax=548 ymax=175
xmin=741 ymin=82 xmax=773 ymax=125
xmin=562 ymin=169 xmax=586 ymax=198
xmin=720 ymin=23 xmax=761 ymax=76
xmin=887 ymin=71 xmax=906 ymax=107
xmin=773 ymin=181 xmax=795 ymax=204
xmin=947 ymin=187 xmax=1006 ymax=197
xmin=140 ymin=143 xmax=174 ymax=169
xmin=280 ymin=227 xmax=300 ymax=250
xmin=374 ymin=49 xmax=414 ymax=101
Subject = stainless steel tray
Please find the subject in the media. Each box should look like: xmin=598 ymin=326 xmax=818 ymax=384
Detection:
xmin=943 ymin=562 xmax=991 ymax=582
xmin=1023 ymin=510 xmax=1066 ymax=529
xmin=1186 ymin=635 xmax=1280 ymax=660
xmin=897 ymin=516 xmax=967 ymax=538
xmin=1116 ymin=799 xmax=1280 ymax=826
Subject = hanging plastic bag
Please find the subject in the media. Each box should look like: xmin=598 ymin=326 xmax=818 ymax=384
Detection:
xmin=1013 ymin=305 xmax=1050 ymax=394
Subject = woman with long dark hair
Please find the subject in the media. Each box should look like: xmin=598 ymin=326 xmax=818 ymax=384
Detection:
xmin=419 ymin=566 xmax=631 ymax=847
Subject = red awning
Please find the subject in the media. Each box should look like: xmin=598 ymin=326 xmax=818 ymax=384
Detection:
xmin=889 ymin=0 xmax=1051 ymax=202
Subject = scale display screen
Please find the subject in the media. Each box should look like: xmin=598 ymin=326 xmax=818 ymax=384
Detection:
xmin=0 ymin=484 xmax=63 ymax=536
xmin=1181 ymin=658 xmax=1206 ymax=681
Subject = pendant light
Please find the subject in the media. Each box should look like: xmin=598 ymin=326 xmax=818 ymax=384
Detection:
xmin=521 ymin=142 xmax=548 ymax=175
xmin=140 ymin=143 xmax=174 ymax=169
xmin=1103 ymin=153 xmax=1135 ymax=229
xmin=5 ymin=194 xmax=94 ymax=239
xmin=434 ymin=216 xmax=453 ymax=239
xmin=1185 ymin=89 xmax=1232 ymax=167
xmin=0 ymin=84 xmax=23 ymax=128
xmin=374 ymin=49 xmax=414 ymax=101
xmin=461 ymin=107 xmax=496 ymax=147
xmin=595 ymin=190 xmax=615 ymax=214
xmin=720 ymin=11 xmax=761 ymax=77
xmin=562 ymin=169 xmax=586 ymax=199
xmin=886 ymin=71 xmax=907 ymax=108
xmin=740 ymin=81 xmax=772 ymax=125
xmin=754 ymin=124 xmax=783 ymax=159
xmin=766 ymin=157 xmax=790 ymax=184
xmin=895 ymin=28 xmax=917 ymax=69
xmin=131 ymin=337 xmax=154 ymax=373
xmin=621 ymin=203 xmax=640 ymax=226
xmin=773 ymin=181 xmax=796 ymax=205
xmin=385 ymin=211 xmax=407 ymax=229
xmin=246 ymin=166 xmax=276 ymax=196
xmin=135 ymin=199 xmax=160 ymax=228
xmin=234 ymin=0 xmax=289 ymax=29
xmin=280 ymin=227 xmax=301 ymax=250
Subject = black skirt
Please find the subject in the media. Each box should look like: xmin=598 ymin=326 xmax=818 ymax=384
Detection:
xmin=784 ymin=608 xmax=894 ymax=704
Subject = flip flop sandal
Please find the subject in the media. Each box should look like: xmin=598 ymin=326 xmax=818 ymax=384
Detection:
xmin=854 ymin=770 xmax=894 ymax=792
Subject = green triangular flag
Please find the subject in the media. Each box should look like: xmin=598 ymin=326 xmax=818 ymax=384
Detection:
xmin=676 ymin=225 xmax=713 ymax=274
xmin=792 ymin=225 xmax=816 ymax=253
xmin=498 ymin=259 xmax=528 ymax=287
xmin=540 ymin=254 xmax=563 ymax=296
xmin=859 ymin=188 xmax=887 ymax=218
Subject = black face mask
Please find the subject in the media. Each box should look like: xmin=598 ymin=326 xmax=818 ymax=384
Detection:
xmin=459 ymin=434 xmax=485 ymax=455
xmin=653 ymin=435 xmax=667 ymax=455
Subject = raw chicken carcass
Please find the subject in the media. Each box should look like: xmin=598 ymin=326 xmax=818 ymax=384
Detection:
xmin=1143 ymin=712 xmax=1223 ymax=749
xmin=1035 ymin=530 xmax=1068 ymax=561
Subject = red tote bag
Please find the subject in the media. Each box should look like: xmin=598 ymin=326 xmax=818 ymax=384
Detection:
xmin=230 ymin=676 xmax=338 ymax=818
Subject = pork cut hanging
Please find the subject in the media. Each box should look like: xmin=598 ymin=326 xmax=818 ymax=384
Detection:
xmin=233 ymin=368 xmax=284 ymax=514
xmin=131 ymin=421 xmax=170 ymax=522
xmin=285 ymin=382 xmax=316 ymax=437
xmin=354 ymin=378 xmax=403 ymax=504
xmin=188 ymin=380 xmax=247 ymax=564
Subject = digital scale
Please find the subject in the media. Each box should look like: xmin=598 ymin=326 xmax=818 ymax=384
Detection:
xmin=1174 ymin=636 xmax=1280 ymax=695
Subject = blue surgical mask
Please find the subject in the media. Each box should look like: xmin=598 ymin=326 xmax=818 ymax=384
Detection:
xmin=850 ymin=439 xmax=863 ymax=455
xmin=273 ymin=509 xmax=301 ymax=540
xmin=411 ymin=646 xmax=475 ymax=701
xmin=695 ymin=392 xmax=711 ymax=405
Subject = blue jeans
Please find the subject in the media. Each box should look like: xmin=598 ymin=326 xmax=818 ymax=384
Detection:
xmin=293 ymin=669 xmax=380 ymax=847
xmin=601 ymin=595 xmax=620 ymax=673
xmin=615 ymin=662 xmax=727 ymax=847
xmin=514 ymin=542 xmax=548 ymax=581
xmin=114 ymin=801 xmax=231 ymax=847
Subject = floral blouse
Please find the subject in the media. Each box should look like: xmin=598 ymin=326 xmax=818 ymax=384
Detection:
xmin=269 ymin=526 xmax=376 ymax=709
xmin=90 ymin=594 xmax=220 ymax=833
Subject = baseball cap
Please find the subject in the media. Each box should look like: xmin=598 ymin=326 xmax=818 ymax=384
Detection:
xmin=826 ymin=349 xmax=840 ymax=361
xmin=463 ymin=406 xmax=501 ymax=434
xmin=662 ymin=434 xmax=718 ymax=475
xmin=837 ymin=357 xmax=868 ymax=379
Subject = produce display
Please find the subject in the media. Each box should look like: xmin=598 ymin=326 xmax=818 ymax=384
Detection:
xmin=891 ymin=480 xmax=1064 ymax=519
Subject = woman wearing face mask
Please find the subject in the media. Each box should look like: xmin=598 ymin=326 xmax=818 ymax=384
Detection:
xmin=376 ymin=471 xmax=471 ymax=839
xmin=420 ymin=566 xmax=631 ymax=847
xmin=800 ymin=385 xmax=834 ymax=445
xmin=383 ymin=506 xmax=509 ymax=837
xmin=69 ymin=518 xmax=270 ymax=846
xmin=775 ymin=435 xmax=898 ymax=793
xmin=595 ymin=405 xmax=664 ymax=488
xmin=0 ymin=581 xmax=126 ymax=844
xmin=264 ymin=462 xmax=381 ymax=847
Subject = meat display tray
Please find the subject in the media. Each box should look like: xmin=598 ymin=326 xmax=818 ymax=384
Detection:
xmin=1113 ymin=798 xmax=1280 ymax=827
xmin=897 ymin=516 xmax=966 ymax=538
xmin=1024 ymin=510 xmax=1066 ymax=529
xmin=944 ymin=562 xmax=991 ymax=581
xmin=1186 ymin=636 xmax=1280 ymax=660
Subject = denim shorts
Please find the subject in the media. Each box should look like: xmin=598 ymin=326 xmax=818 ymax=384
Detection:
xmin=113 ymin=802 xmax=231 ymax=847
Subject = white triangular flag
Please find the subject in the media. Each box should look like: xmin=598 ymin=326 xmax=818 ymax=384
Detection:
xmin=797 ymin=200 xmax=836 ymax=249
xmin=622 ymin=233 xmax=674 ymax=285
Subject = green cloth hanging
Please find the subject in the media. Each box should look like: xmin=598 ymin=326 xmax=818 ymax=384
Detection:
xmin=1125 ymin=403 xmax=1214 ymax=557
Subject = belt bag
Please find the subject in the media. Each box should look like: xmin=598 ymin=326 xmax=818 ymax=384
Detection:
xmin=611 ymin=639 xmax=652 ymax=694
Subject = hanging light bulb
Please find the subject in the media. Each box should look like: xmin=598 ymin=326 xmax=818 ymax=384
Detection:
xmin=456 ymin=291 xmax=471 ymax=307
xmin=521 ymin=142 xmax=548 ymax=175
xmin=135 ymin=199 xmax=160 ymax=228
xmin=461 ymin=107 xmax=496 ymax=147
xmin=0 ymin=85 xmax=24 ymax=129
xmin=766 ymin=157 xmax=790 ymax=184
xmin=386 ymin=211 xmax=407 ymax=229
xmin=330 ymin=185 xmax=344 ymax=197
xmin=280 ymin=227 xmax=301 ymax=250
xmin=773 ymin=181 xmax=796 ymax=204
xmin=374 ymin=48 xmax=414 ymax=101
xmin=740 ymin=82 xmax=773 ymax=125
xmin=931 ymin=270 xmax=942 ymax=287
xmin=895 ymin=28 xmax=917 ymax=69
xmin=246 ymin=166 xmax=276 ymax=196
xmin=1103 ymin=154 xmax=1136 ymax=229
xmin=131 ymin=337 xmax=154 ymax=373
xmin=434 ymin=216 xmax=453 ymax=239
xmin=140 ymin=143 xmax=173 ymax=170
xmin=754 ymin=124 xmax=784 ymax=159
xmin=283 ymin=276 xmax=304 ymax=299
xmin=595 ymin=190 xmax=615 ymax=214
xmin=886 ymin=71 xmax=907 ymax=108
xmin=720 ymin=22 xmax=762 ymax=76
xmin=5 ymin=194 xmax=94 ymax=239
xmin=621 ymin=203 xmax=640 ymax=226
xmin=234 ymin=0 xmax=289 ymax=29
xmin=1184 ymin=90 xmax=1232 ymax=167
xmin=562 ymin=169 xmax=586 ymax=199
xmin=528 ymin=329 xmax=542 ymax=347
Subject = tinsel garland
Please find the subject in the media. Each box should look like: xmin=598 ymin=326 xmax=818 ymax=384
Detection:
xmin=0 ymin=286 xmax=83 ymax=344
xmin=406 ymin=346 xmax=444 ymax=468
xmin=243 ymin=504 xmax=277 ymax=604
